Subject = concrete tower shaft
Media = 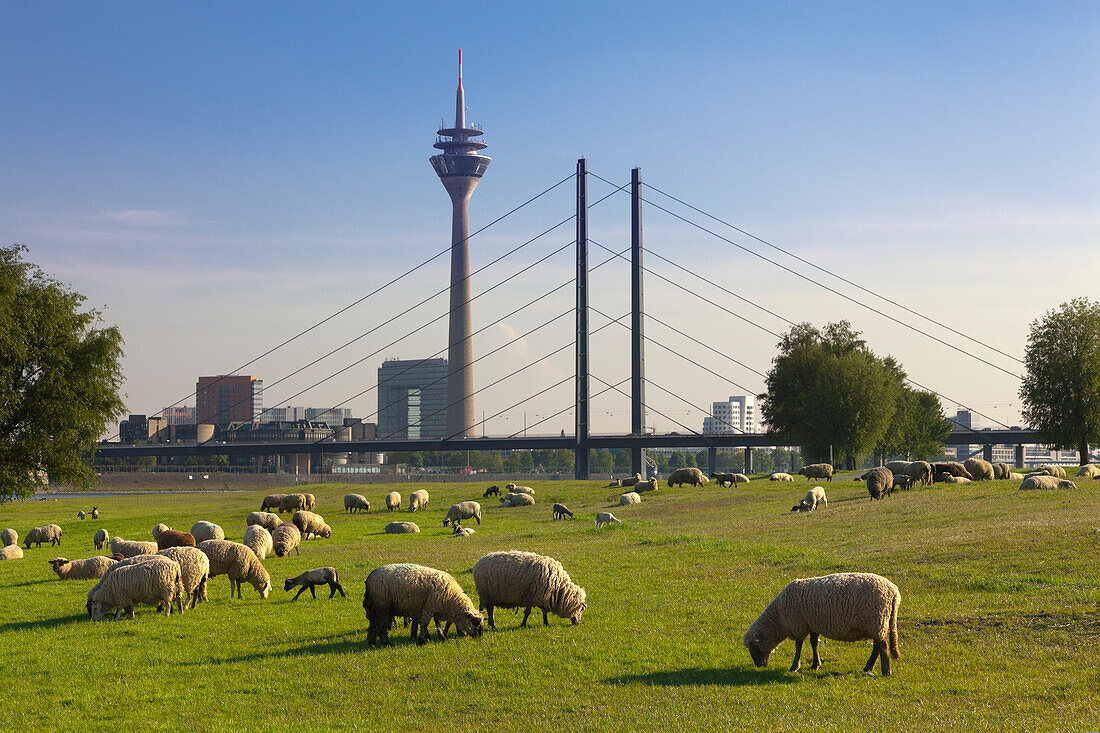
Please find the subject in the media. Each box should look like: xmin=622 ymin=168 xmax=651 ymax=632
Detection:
xmin=430 ymin=50 xmax=490 ymax=439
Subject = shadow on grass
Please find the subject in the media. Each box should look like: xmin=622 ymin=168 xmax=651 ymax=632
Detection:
xmin=5 ymin=578 xmax=57 ymax=589
xmin=606 ymin=666 xmax=796 ymax=687
xmin=0 ymin=613 xmax=87 ymax=633
xmin=183 ymin=630 xmax=487 ymax=665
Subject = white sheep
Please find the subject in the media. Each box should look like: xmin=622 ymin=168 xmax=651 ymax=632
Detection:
xmin=963 ymin=458 xmax=995 ymax=481
xmin=797 ymin=463 xmax=835 ymax=482
xmin=385 ymin=491 xmax=402 ymax=511
xmin=595 ymin=512 xmax=621 ymax=528
xmin=109 ymin=537 xmax=158 ymax=558
xmin=509 ymin=485 xmax=535 ymax=495
xmin=383 ymin=521 xmax=420 ymax=534
xmin=1008 ymin=472 xmax=1026 ymax=480
xmin=246 ymin=511 xmax=281 ymax=533
xmin=49 ymin=555 xmax=117 ymax=580
xmin=243 ymin=525 xmax=273 ymax=560
xmin=190 ymin=521 xmax=225 ymax=543
xmin=743 ymin=572 xmax=901 ymax=676
xmin=1075 ymin=464 xmax=1100 ymax=479
xmin=361 ymin=563 xmax=484 ymax=646
xmin=1 ymin=528 xmax=18 ymax=547
xmin=0 ymin=545 xmax=24 ymax=560
xmin=157 ymin=546 xmax=210 ymax=608
xmin=344 ymin=494 xmax=371 ymax=513
xmin=443 ymin=501 xmax=482 ymax=527
xmin=197 ymin=540 xmax=272 ymax=600
xmin=271 ymin=522 xmax=302 ymax=556
xmin=770 ymin=472 xmax=794 ymax=482
xmin=408 ymin=489 xmax=430 ymax=513
xmin=152 ymin=524 xmax=170 ymax=541
xmin=473 ymin=550 xmax=587 ymax=630
xmin=86 ymin=556 xmax=185 ymax=621
xmin=284 ymin=567 xmax=346 ymax=600
xmin=1020 ymin=475 xmax=1077 ymax=491
xmin=944 ymin=475 xmax=971 ymax=485
xmin=633 ymin=479 xmax=658 ymax=492
xmin=260 ymin=493 xmax=287 ymax=512
xmin=23 ymin=524 xmax=63 ymax=548
xmin=278 ymin=493 xmax=308 ymax=514
xmin=619 ymin=491 xmax=641 ymax=506
xmin=791 ymin=486 xmax=827 ymax=513
xmin=292 ymin=510 xmax=332 ymax=539
xmin=452 ymin=526 xmax=476 ymax=537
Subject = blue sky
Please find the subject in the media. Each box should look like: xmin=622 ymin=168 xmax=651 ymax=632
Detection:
xmin=3 ymin=2 xmax=1098 ymax=435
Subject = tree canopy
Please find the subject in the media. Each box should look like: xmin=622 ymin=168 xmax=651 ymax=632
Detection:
xmin=1 ymin=245 xmax=126 ymax=501
xmin=1019 ymin=297 xmax=1100 ymax=463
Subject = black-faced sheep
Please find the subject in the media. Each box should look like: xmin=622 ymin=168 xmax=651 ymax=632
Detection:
xmin=49 ymin=555 xmax=117 ymax=580
xmin=710 ymin=472 xmax=747 ymax=487
xmin=865 ymin=467 xmax=894 ymax=500
xmin=284 ymin=567 xmax=345 ymax=600
xmin=385 ymin=491 xmax=402 ymax=511
xmin=667 ymin=467 xmax=709 ymax=487
xmin=744 ymin=572 xmax=901 ymax=676
xmin=892 ymin=475 xmax=912 ymax=491
xmin=292 ymin=510 xmax=332 ymax=539
xmin=473 ymin=550 xmax=587 ymax=630
xmin=932 ymin=462 xmax=972 ymax=480
xmin=91 ymin=507 xmax=99 ymax=520
xmin=595 ymin=512 xmax=621 ymax=528
xmin=482 ymin=485 xmax=501 ymax=498
xmin=552 ymin=503 xmax=574 ymax=520
xmin=197 ymin=540 xmax=271 ymax=599
xmin=24 ymin=524 xmax=63 ymax=548
xmin=86 ymin=556 xmax=186 ymax=621
xmin=272 ymin=522 xmax=302 ymax=556
xmin=362 ymin=563 xmax=484 ymax=646
xmin=798 ymin=463 xmax=834 ymax=482
xmin=452 ymin=525 xmax=476 ymax=537
xmin=78 ymin=510 xmax=86 ymax=520
xmin=156 ymin=530 xmax=197 ymax=550
xmin=260 ymin=494 xmax=287 ymax=512
xmin=443 ymin=501 xmax=482 ymax=527
xmin=791 ymin=486 xmax=827 ymax=513
xmin=408 ymin=489 xmax=430 ymax=512
xmin=344 ymin=494 xmax=371 ymax=513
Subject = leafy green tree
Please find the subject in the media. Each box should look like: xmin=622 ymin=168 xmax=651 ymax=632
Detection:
xmin=1020 ymin=297 xmax=1100 ymax=463
xmin=590 ymin=449 xmax=613 ymax=473
xmin=0 ymin=246 xmax=126 ymax=501
xmin=668 ymin=452 xmax=684 ymax=470
xmin=553 ymin=449 xmax=575 ymax=471
xmin=612 ymin=450 xmax=631 ymax=470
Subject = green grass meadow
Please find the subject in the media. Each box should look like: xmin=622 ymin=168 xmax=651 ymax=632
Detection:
xmin=1 ymin=476 xmax=1098 ymax=731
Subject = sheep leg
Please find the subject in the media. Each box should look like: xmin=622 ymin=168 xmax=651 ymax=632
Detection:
xmin=415 ymin=615 xmax=430 ymax=645
xmin=434 ymin=618 xmax=446 ymax=640
xmin=330 ymin=582 xmax=345 ymax=598
xmin=521 ymin=607 xmax=534 ymax=627
xmin=292 ymin=585 xmax=308 ymax=601
xmin=809 ymin=634 xmax=821 ymax=670
xmin=486 ymin=605 xmax=496 ymax=630
xmin=790 ymin=637 xmax=805 ymax=672
xmin=542 ymin=609 xmax=549 ymax=626
xmin=877 ymin=640 xmax=891 ymax=676
xmin=863 ymin=641 xmax=882 ymax=674
xmin=115 ymin=607 xmax=123 ymax=621
xmin=309 ymin=584 xmax=317 ymax=599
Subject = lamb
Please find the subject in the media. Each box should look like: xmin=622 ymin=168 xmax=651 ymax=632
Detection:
xmin=385 ymin=491 xmax=402 ymax=511
xmin=49 ymin=555 xmax=117 ymax=580
xmin=619 ymin=491 xmax=641 ymax=506
xmin=362 ymin=563 xmax=484 ymax=646
xmin=452 ymin=525 xmax=476 ymax=537
xmin=23 ymin=524 xmax=63 ymax=548
xmin=770 ymin=472 xmax=794 ymax=482
xmin=190 ymin=521 xmax=225 ymax=543
xmin=505 ymin=483 xmax=517 ymax=490
xmin=243 ymin=525 xmax=273 ymax=560
xmin=633 ymin=478 xmax=658 ymax=492
xmin=892 ymin=475 xmax=913 ymax=491
xmin=482 ymin=485 xmax=501 ymax=498
xmin=197 ymin=539 xmax=272 ymax=599
xmin=246 ymin=511 xmax=281 ymax=532
xmin=1 ymin=528 xmax=17 ymax=547
xmin=78 ymin=510 xmax=86 ymax=520
xmin=710 ymin=472 xmax=748 ymax=487
xmin=284 ymin=567 xmax=345 ymax=600
xmin=963 ymin=458 xmax=995 ymax=481
xmin=1020 ymin=475 xmax=1077 ymax=491
xmin=473 ymin=550 xmax=587 ymax=630
xmin=260 ymin=494 xmax=287 ymax=512
xmin=595 ymin=512 xmax=621 ymax=528
xmin=0 ymin=545 xmax=24 ymax=560
xmin=608 ymin=474 xmax=641 ymax=488
xmin=91 ymin=507 xmax=99 ymax=519
xmin=798 ymin=463 xmax=835 ymax=482
xmin=500 ymin=493 xmax=535 ymax=507
xmin=157 ymin=546 xmax=209 ymax=608
xmin=791 ymin=486 xmax=827 ymax=513
xmin=278 ymin=493 xmax=308 ymax=514
xmin=552 ymin=503 xmax=575 ymax=520
xmin=303 ymin=493 xmax=317 ymax=512
xmin=944 ymin=475 xmax=972 ymax=484
xmin=865 ymin=467 xmax=893 ymax=500
xmin=743 ymin=572 xmax=901 ymax=676
xmin=509 ymin=485 xmax=535 ymax=495
xmin=408 ymin=489 xmax=430 ymax=513
xmin=1076 ymin=464 xmax=1100 ymax=479
xmin=271 ymin=522 xmax=302 ymax=556
xmin=384 ymin=522 xmax=420 ymax=534
xmin=92 ymin=528 xmax=109 ymax=551
xmin=86 ymin=556 xmax=185 ymax=620
xmin=667 ymin=467 xmax=709 ymax=487
xmin=109 ymin=537 xmax=158 ymax=558
xmin=443 ymin=501 xmax=482 ymax=527
xmin=344 ymin=494 xmax=371 ymax=513
xmin=156 ymin=530 xmax=197 ymax=550
xmin=993 ymin=462 xmax=1012 ymax=480
xmin=292 ymin=510 xmax=332 ymax=539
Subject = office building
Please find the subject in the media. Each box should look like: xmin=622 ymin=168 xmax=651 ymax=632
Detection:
xmin=196 ymin=375 xmax=263 ymax=427
xmin=377 ymin=358 xmax=448 ymax=439
xmin=703 ymin=395 xmax=757 ymax=434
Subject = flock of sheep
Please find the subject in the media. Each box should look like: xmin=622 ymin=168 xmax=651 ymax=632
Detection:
xmin=3 ymin=460 xmax=1092 ymax=674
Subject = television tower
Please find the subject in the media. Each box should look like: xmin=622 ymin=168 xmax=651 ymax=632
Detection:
xmin=430 ymin=49 xmax=490 ymax=439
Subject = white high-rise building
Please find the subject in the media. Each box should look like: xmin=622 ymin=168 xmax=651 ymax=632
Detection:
xmin=703 ymin=395 xmax=757 ymax=434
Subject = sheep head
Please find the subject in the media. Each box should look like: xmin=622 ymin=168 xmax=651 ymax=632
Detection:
xmin=454 ymin=610 xmax=484 ymax=638
xmin=743 ymin=633 xmax=779 ymax=667
xmin=88 ymin=600 xmax=109 ymax=622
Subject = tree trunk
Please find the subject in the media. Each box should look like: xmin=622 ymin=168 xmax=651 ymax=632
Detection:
xmin=1079 ymin=439 xmax=1090 ymax=466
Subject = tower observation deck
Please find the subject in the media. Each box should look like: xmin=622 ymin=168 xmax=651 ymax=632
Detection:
xmin=430 ymin=50 xmax=491 ymax=439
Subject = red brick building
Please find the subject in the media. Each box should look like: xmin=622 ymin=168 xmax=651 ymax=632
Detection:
xmin=196 ymin=375 xmax=263 ymax=426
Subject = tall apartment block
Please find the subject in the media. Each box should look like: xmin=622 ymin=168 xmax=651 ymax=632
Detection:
xmin=377 ymin=358 xmax=448 ymax=440
xmin=195 ymin=375 xmax=263 ymax=426
xmin=703 ymin=395 xmax=757 ymax=434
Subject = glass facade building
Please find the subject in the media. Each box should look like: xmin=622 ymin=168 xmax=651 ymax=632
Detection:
xmin=377 ymin=358 xmax=448 ymax=439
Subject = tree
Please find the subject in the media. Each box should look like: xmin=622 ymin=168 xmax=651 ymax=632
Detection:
xmin=0 ymin=246 xmax=125 ymax=501
xmin=668 ymin=452 xmax=684 ymax=470
xmin=1020 ymin=298 xmax=1100 ymax=463
xmin=590 ymin=449 xmax=613 ymax=473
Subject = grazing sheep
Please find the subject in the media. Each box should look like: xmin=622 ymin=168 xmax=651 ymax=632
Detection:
xmin=884 ymin=460 xmax=910 ymax=475
xmin=1 ymin=528 xmax=18 ymax=547
xmin=552 ymin=503 xmax=574 ymax=520
xmin=443 ymin=501 xmax=482 ymax=527
xmin=49 ymin=555 xmax=118 ymax=580
xmin=271 ymin=522 xmax=302 ymax=556
xmin=1020 ymin=475 xmax=1077 ymax=491
xmin=1008 ymin=472 xmax=1026 ymax=480
xmin=278 ymin=493 xmax=309 ymax=514
xmin=86 ymin=556 xmax=185 ymax=621
xmin=93 ymin=529 xmax=109 ymax=551
xmin=609 ymin=473 xmax=642 ymax=488
xmin=1075 ymin=464 xmax=1100 ymax=479
xmin=157 ymin=546 xmax=210 ymax=608
xmin=245 ymin=511 xmax=281 ymax=533
xmin=362 ymin=563 xmax=484 ymax=646
xmin=798 ymin=464 xmax=835 ymax=482
xmin=243 ymin=525 xmax=273 ymax=560
xmin=944 ymin=475 xmax=972 ymax=484
xmin=408 ymin=489 xmax=430 ymax=513
xmin=284 ymin=567 xmax=345 ymax=600
xmin=500 ymin=493 xmax=535 ymax=507
xmin=743 ymin=572 xmax=901 ymax=676
xmin=156 ymin=530 xmax=196 ymax=550
xmin=152 ymin=524 xmax=170 ymax=541
xmin=1036 ymin=465 xmax=1068 ymax=479
xmin=91 ymin=507 xmax=99 ymax=520
xmin=385 ymin=491 xmax=402 ymax=511
xmin=619 ymin=491 xmax=641 ymax=506
xmin=633 ymin=478 xmax=658 ymax=492
xmin=667 ymin=467 xmax=709 ymax=487
xmin=109 ymin=537 xmax=158 ymax=558
xmin=292 ymin=511 xmax=332 ymax=539
xmin=473 ymin=550 xmax=587 ymax=630
xmin=23 ymin=524 xmax=63 ymax=548
xmin=303 ymin=493 xmax=317 ymax=512
xmin=509 ymin=485 xmax=535 ymax=495
xmin=0 ymin=545 xmax=24 ymax=560
xmin=452 ymin=525 xmax=476 ymax=537
xmin=892 ymin=475 xmax=913 ymax=491
xmin=78 ymin=510 xmax=86 ymax=520
xmin=344 ymin=494 xmax=371 ymax=513
xmin=963 ymin=458 xmax=995 ymax=481
xmin=993 ymin=462 xmax=1012 ymax=480
xmin=384 ymin=521 xmax=420 ymax=534
xmin=932 ymin=462 xmax=973 ymax=480
xmin=903 ymin=460 xmax=934 ymax=487
xmin=189 ymin=521 xmax=225 ymax=543
xmin=710 ymin=472 xmax=735 ymax=487
xmin=482 ymin=485 xmax=501 ymax=498
xmin=260 ymin=494 xmax=287 ymax=512
xmin=791 ymin=486 xmax=827 ymax=513
xmin=197 ymin=540 xmax=272 ymax=600
xmin=595 ymin=512 xmax=621 ymax=528
xmin=770 ymin=473 xmax=794 ymax=482
xmin=865 ymin=467 xmax=894 ymax=500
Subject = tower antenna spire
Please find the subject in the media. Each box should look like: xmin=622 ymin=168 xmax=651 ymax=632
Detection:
xmin=459 ymin=48 xmax=462 ymax=82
